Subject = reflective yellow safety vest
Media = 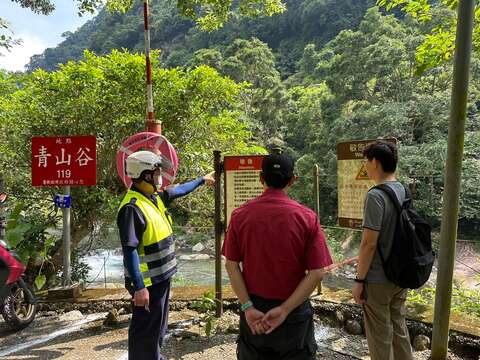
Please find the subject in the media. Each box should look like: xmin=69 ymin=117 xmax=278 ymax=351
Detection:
xmin=118 ymin=189 xmax=176 ymax=287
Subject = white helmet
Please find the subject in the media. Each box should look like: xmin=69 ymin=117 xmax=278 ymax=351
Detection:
xmin=126 ymin=151 xmax=162 ymax=179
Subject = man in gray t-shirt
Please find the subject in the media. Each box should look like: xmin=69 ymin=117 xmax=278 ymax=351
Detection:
xmin=363 ymin=182 xmax=405 ymax=283
xmin=351 ymin=140 xmax=413 ymax=360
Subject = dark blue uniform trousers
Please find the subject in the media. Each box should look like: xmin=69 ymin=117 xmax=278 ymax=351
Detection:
xmin=128 ymin=279 xmax=170 ymax=360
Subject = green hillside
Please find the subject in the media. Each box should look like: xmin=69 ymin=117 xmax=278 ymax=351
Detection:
xmin=26 ymin=0 xmax=374 ymax=75
xmin=20 ymin=0 xmax=480 ymax=235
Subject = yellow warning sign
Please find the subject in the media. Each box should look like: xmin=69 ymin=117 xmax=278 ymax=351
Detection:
xmin=337 ymin=138 xmax=396 ymax=229
xmin=355 ymin=163 xmax=369 ymax=180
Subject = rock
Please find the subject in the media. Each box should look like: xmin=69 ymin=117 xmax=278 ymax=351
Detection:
xmin=192 ymin=254 xmax=210 ymax=260
xmin=412 ymin=334 xmax=430 ymax=351
xmin=345 ymin=319 xmax=363 ymax=335
xmin=103 ymin=309 xmax=120 ymax=326
xmin=179 ymin=253 xmax=210 ymax=260
xmin=59 ymin=310 xmax=84 ymax=322
xmin=334 ymin=310 xmax=345 ymax=327
xmin=42 ymin=311 xmax=58 ymax=318
xmin=226 ymin=324 xmax=239 ymax=334
xmin=192 ymin=243 xmax=205 ymax=252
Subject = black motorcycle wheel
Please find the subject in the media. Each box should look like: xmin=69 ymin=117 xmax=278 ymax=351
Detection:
xmin=1 ymin=284 xmax=37 ymax=330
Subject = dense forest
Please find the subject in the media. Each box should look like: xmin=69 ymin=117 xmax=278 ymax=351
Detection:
xmin=26 ymin=0 xmax=375 ymax=74
xmin=1 ymin=0 xmax=479 ymax=285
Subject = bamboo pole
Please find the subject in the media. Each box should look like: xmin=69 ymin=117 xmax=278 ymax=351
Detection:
xmin=431 ymin=1 xmax=475 ymax=358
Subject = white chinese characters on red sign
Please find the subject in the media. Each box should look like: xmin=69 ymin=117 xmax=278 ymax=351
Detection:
xmin=31 ymin=136 xmax=96 ymax=187
xmin=224 ymin=155 xmax=264 ymax=227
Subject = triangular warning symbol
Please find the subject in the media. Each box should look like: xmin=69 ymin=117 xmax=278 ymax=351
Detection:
xmin=355 ymin=163 xmax=370 ymax=180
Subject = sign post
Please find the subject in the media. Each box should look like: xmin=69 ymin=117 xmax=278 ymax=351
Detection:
xmin=214 ymin=150 xmax=223 ymax=317
xmin=337 ymin=139 xmax=396 ymax=229
xmin=31 ymin=135 xmax=96 ymax=287
xmin=62 ymin=186 xmax=71 ymax=286
xmin=214 ymin=155 xmax=264 ymax=315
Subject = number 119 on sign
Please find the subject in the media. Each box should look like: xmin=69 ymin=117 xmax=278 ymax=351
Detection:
xmin=57 ymin=170 xmax=71 ymax=178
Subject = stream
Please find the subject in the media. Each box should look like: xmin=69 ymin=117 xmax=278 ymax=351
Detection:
xmin=84 ymin=249 xmax=229 ymax=286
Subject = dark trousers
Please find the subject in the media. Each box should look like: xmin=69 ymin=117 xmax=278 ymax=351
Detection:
xmin=128 ymin=280 xmax=170 ymax=360
xmin=237 ymin=295 xmax=317 ymax=360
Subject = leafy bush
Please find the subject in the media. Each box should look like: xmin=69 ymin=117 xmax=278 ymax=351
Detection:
xmin=408 ymin=284 xmax=480 ymax=318
xmin=70 ymin=249 xmax=92 ymax=283
xmin=4 ymin=201 xmax=57 ymax=290
xmin=190 ymin=291 xmax=218 ymax=336
xmin=323 ymin=227 xmax=361 ymax=262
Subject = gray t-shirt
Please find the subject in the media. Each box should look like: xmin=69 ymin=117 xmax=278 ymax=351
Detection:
xmin=363 ymin=181 xmax=405 ymax=283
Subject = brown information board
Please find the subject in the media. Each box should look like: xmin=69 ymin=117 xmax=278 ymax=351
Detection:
xmin=337 ymin=139 xmax=396 ymax=229
xmin=224 ymin=155 xmax=264 ymax=227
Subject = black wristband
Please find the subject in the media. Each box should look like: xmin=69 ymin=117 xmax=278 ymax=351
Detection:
xmin=354 ymin=277 xmax=366 ymax=284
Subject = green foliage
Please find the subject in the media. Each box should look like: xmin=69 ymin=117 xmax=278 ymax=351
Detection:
xmin=172 ymin=274 xmax=195 ymax=287
xmin=408 ymin=284 xmax=480 ymax=318
xmin=70 ymin=249 xmax=92 ymax=283
xmin=0 ymin=50 xmax=261 ymax=265
xmin=0 ymin=18 xmax=21 ymax=51
xmin=10 ymin=0 xmax=55 ymax=14
xmin=377 ymin=0 xmax=480 ymax=74
xmin=190 ymin=290 xmax=217 ymax=336
xmin=2 ymin=0 xmax=285 ymax=53
xmin=322 ymin=227 xmax=361 ymax=262
xmin=184 ymin=232 xmax=208 ymax=246
xmin=3 ymin=0 xmax=480 ymax=247
xmin=278 ymin=6 xmax=480 ymax=227
xmin=25 ymin=0 xmax=372 ymax=73
xmin=176 ymin=0 xmax=286 ymax=31
xmin=191 ymin=290 xmax=216 ymax=312
xmin=34 ymin=274 xmax=47 ymax=290
xmin=3 ymin=201 xmax=57 ymax=290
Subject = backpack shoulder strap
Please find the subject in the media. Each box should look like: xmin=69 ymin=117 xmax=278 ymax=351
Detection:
xmin=402 ymin=184 xmax=412 ymax=202
xmin=373 ymin=183 xmax=402 ymax=213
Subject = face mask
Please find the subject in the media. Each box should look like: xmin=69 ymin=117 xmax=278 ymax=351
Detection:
xmin=154 ymin=172 xmax=163 ymax=187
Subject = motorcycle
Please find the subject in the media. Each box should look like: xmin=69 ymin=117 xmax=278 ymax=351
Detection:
xmin=0 ymin=191 xmax=37 ymax=331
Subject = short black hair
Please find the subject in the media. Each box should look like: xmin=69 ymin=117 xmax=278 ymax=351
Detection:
xmin=363 ymin=140 xmax=397 ymax=173
xmin=261 ymin=154 xmax=294 ymax=189
xmin=132 ymin=169 xmax=154 ymax=183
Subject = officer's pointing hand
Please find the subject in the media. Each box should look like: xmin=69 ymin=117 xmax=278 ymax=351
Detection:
xmin=133 ymin=288 xmax=150 ymax=312
xmin=203 ymin=172 xmax=215 ymax=186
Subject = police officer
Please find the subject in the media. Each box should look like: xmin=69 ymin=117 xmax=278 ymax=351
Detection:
xmin=117 ymin=150 xmax=213 ymax=360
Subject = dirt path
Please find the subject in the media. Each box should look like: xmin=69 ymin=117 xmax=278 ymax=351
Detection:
xmin=1 ymin=309 xmax=472 ymax=360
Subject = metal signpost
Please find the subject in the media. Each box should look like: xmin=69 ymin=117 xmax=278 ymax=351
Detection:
xmin=214 ymin=154 xmax=265 ymax=316
xmin=313 ymin=164 xmax=320 ymax=220
xmin=31 ymin=135 xmax=96 ymax=287
xmin=336 ymin=138 xmax=396 ymax=229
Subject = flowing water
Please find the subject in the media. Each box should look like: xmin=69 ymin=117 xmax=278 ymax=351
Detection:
xmin=85 ymin=249 xmax=228 ymax=286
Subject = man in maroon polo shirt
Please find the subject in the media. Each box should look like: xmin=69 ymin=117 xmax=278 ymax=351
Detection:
xmin=222 ymin=153 xmax=333 ymax=360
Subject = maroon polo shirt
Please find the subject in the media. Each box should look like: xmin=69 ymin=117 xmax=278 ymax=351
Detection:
xmin=222 ymin=188 xmax=333 ymax=300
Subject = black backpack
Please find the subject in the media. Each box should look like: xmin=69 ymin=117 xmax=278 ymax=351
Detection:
xmin=374 ymin=184 xmax=435 ymax=289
